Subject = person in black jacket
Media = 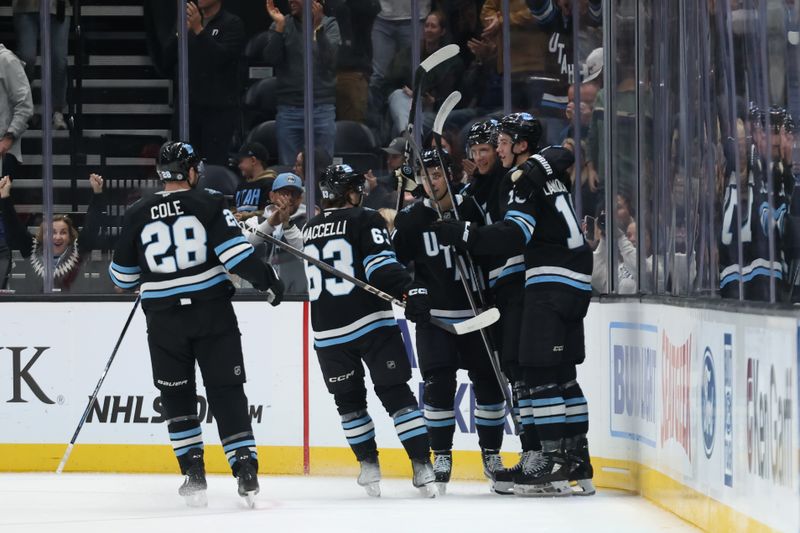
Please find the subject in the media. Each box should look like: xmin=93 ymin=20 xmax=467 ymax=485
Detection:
xmin=0 ymin=173 xmax=105 ymax=292
xmin=165 ymin=0 xmax=245 ymax=165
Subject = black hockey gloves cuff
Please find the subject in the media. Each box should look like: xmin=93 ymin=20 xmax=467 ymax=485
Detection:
xmin=432 ymin=220 xmax=475 ymax=253
xmin=263 ymin=265 xmax=285 ymax=306
xmin=402 ymin=282 xmax=431 ymax=324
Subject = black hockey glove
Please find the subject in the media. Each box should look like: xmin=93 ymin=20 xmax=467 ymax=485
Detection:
xmin=402 ymin=282 xmax=431 ymax=324
xmin=432 ymin=220 xmax=475 ymax=253
xmin=264 ymin=265 xmax=285 ymax=306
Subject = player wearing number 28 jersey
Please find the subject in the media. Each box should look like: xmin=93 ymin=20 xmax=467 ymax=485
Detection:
xmin=303 ymin=164 xmax=436 ymax=497
xmin=435 ymin=113 xmax=595 ymax=497
xmin=109 ymin=142 xmax=284 ymax=507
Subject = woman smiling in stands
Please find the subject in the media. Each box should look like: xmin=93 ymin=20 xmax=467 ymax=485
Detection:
xmin=0 ymin=173 xmax=105 ymax=291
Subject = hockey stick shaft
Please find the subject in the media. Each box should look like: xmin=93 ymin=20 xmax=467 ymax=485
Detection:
xmin=250 ymin=228 xmax=493 ymax=335
xmin=56 ymin=295 xmax=141 ymax=474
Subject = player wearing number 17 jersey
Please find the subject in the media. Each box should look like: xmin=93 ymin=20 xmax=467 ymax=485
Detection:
xmin=435 ymin=113 xmax=595 ymax=497
xmin=303 ymin=164 xmax=436 ymax=497
xmin=109 ymin=142 xmax=285 ymax=507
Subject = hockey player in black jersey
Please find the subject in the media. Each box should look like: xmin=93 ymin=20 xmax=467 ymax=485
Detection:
xmin=109 ymin=141 xmax=285 ymax=507
xmin=719 ymin=107 xmax=789 ymax=301
xmin=393 ymin=149 xmax=506 ymax=495
xmin=435 ymin=112 xmax=594 ymax=497
xmin=303 ymin=164 xmax=436 ymax=497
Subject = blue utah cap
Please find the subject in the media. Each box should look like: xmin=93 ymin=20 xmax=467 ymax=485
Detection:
xmin=272 ymin=172 xmax=304 ymax=192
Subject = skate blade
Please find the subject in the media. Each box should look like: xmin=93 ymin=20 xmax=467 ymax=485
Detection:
xmin=362 ymin=482 xmax=381 ymax=498
xmin=513 ymin=480 xmax=572 ymax=497
xmin=435 ymin=482 xmax=447 ymax=496
xmin=570 ymin=478 xmax=596 ymax=496
xmin=183 ymin=490 xmax=208 ymax=508
xmin=416 ymin=482 xmax=437 ymax=498
xmin=241 ymin=489 xmax=259 ymax=508
xmin=491 ymin=480 xmax=514 ymax=495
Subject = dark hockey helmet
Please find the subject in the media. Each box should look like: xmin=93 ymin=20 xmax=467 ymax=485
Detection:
xmin=416 ymin=148 xmax=453 ymax=180
xmin=466 ymin=119 xmax=499 ymax=148
xmin=156 ymin=141 xmax=203 ymax=182
xmin=498 ymin=112 xmax=542 ymax=148
xmin=769 ymin=105 xmax=786 ymax=133
xmin=320 ymin=163 xmax=365 ymax=200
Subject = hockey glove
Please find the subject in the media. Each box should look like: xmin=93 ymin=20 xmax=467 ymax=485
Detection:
xmin=432 ymin=220 xmax=475 ymax=253
xmin=402 ymin=282 xmax=431 ymax=324
xmin=264 ymin=265 xmax=285 ymax=306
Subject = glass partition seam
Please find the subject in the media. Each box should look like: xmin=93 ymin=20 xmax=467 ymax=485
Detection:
xmin=177 ymin=0 xmax=189 ymax=141
xmin=40 ymin=0 xmax=54 ymax=293
xmin=303 ymin=0 xmax=316 ymax=210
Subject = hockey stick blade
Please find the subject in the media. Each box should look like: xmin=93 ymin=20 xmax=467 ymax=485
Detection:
xmin=420 ymin=44 xmax=460 ymax=73
xmin=432 ymin=91 xmax=462 ymax=135
xmin=446 ymin=306 xmax=500 ymax=334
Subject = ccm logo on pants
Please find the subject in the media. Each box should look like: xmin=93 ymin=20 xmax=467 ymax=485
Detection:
xmin=329 ymin=370 xmax=356 ymax=383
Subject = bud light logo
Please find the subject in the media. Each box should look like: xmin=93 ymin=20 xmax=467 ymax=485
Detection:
xmin=701 ymin=347 xmax=716 ymax=458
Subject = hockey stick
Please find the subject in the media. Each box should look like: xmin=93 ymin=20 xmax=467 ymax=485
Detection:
xmin=56 ymin=295 xmax=141 ymax=474
xmin=251 ymin=228 xmax=499 ymax=335
xmin=430 ymin=93 xmax=518 ymax=432
xmin=395 ymin=44 xmax=461 ymax=211
xmin=414 ymin=103 xmax=518 ymax=433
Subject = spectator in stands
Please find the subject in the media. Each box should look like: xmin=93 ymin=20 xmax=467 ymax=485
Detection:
xmin=294 ymin=147 xmax=333 ymax=207
xmin=590 ymin=202 xmax=637 ymax=295
xmin=364 ymin=136 xmax=403 ymax=209
xmin=331 ymin=0 xmax=379 ymax=122
xmin=233 ymin=142 xmax=276 ymax=221
xmin=0 ymin=42 xmax=33 ymax=289
xmin=367 ymin=0 xmax=431 ymax=129
xmin=12 ymin=0 xmax=70 ymax=130
xmin=385 ymin=10 xmax=463 ymax=138
xmin=0 ymin=173 xmax=105 ymax=292
xmin=560 ymin=68 xmax=601 ymax=142
xmin=165 ymin=0 xmax=245 ymax=166
xmin=425 ymin=128 xmax=467 ymax=184
xmin=264 ymin=0 xmax=341 ymax=166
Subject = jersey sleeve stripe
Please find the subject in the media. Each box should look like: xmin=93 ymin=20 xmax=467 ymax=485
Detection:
xmin=110 ymin=262 xmax=141 ymax=274
xmin=363 ymin=250 xmax=396 ymax=270
xmin=218 ymin=241 xmax=254 ymax=265
xmin=108 ymin=262 xmax=141 ymax=288
xmin=141 ymin=272 xmax=230 ymax=299
xmin=224 ymin=247 xmax=254 ymax=270
xmin=365 ymin=256 xmax=399 ymax=281
xmin=214 ymin=235 xmax=248 ymax=256
xmin=504 ymin=210 xmax=536 ymax=244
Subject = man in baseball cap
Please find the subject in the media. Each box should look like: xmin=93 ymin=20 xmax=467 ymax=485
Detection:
xmin=234 ymin=142 xmax=276 ymax=221
xmin=582 ymin=48 xmax=603 ymax=86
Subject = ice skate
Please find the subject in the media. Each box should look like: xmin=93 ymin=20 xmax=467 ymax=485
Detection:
xmin=513 ymin=450 xmax=572 ymax=497
xmin=481 ymin=449 xmax=505 ymax=493
xmin=491 ymin=453 xmax=521 ymax=495
xmin=357 ymin=455 xmax=381 ymax=497
xmin=432 ymin=451 xmax=452 ymax=495
xmin=233 ymin=448 xmax=260 ymax=508
xmin=177 ymin=448 xmax=207 ymax=508
xmin=411 ymin=457 xmax=437 ymax=498
xmin=567 ymin=437 xmax=595 ymax=496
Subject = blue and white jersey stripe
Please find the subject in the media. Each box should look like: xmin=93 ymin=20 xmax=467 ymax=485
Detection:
xmin=525 ymin=266 xmax=592 ymax=291
xmin=313 ymin=310 xmax=397 ymax=348
xmin=488 ymin=255 xmax=525 ymax=287
xmin=214 ymin=235 xmax=254 ymax=271
xmin=363 ymin=250 xmax=400 ymax=281
xmin=504 ymin=210 xmax=536 ymax=245
xmin=140 ymin=265 xmax=230 ymax=299
xmin=719 ymin=258 xmax=784 ymax=288
xmin=430 ymin=308 xmax=476 ymax=324
xmin=565 ymin=396 xmax=589 ymax=424
xmin=109 ymin=262 xmax=141 ymax=289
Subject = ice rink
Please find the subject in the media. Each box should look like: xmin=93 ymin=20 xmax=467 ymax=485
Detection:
xmin=0 ymin=473 xmax=697 ymax=533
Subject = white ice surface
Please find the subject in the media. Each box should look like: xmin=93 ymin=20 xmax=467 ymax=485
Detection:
xmin=0 ymin=473 xmax=697 ymax=533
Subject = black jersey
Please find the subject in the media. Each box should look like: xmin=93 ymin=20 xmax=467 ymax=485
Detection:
xmin=303 ymin=206 xmax=413 ymax=348
xmin=110 ymin=187 xmax=275 ymax=310
xmin=393 ymin=198 xmax=482 ymax=325
xmin=718 ymin=149 xmax=787 ymax=300
xmin=234 ymin=176 xmax=274 ymax=214
xmin=460 ymin=162 xmax=525 ymax=291
xmin=470 ymin=146 xmax=593 ymax=295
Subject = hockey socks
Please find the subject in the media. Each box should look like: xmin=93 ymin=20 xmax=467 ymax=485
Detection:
xmin=474 ymin=401 xmax=506 ymax=451
xmin=340 ymin=410 xmax=378 ymax=461
xmin=392 ymin=406 xmax=430 ymax=460
xmin=222 ymin=431 xmax=258 ymax=472
xmin=561 ymin=379 xmax=589 ymax=440
xmin=423 ymin=404 xmax=456 ymax=451
xmin=168 ymin=415 xmax=204 ymax=473
xmin=526 ymin=384 xmax=566 ymax=452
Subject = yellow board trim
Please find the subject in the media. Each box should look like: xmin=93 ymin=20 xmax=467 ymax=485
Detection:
xmin=1 ymin=445 xmax=777 ymax=532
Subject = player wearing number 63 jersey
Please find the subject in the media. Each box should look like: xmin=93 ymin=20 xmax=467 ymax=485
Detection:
xmin=435 ymin=113 xmax=594 ymax=497
xmin=109 ymin=141 xmax=285 ymax=508
xmin=303 ymin=164 xmax=436 ymax=498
